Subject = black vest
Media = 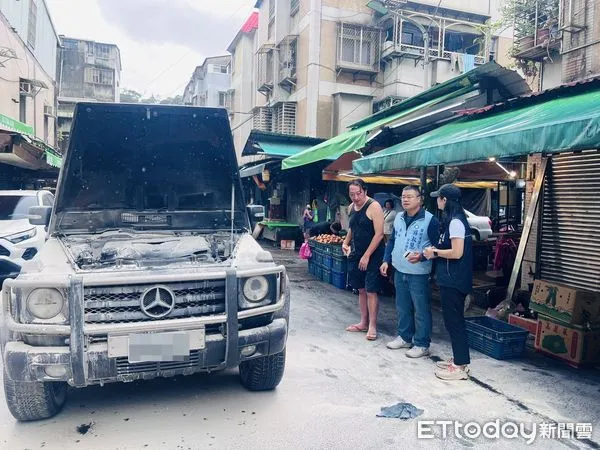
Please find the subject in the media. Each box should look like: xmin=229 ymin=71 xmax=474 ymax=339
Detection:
xmin=435 ymin=214 xmax=473 ymax=295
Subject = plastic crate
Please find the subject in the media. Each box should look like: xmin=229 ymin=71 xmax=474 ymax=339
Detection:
xmin=313 ymin=251 xmax=323 ymax=266
xmin=321 ymin=268 xmax=332 ymax=284
xmin=465 ymin=316 xmax=529 ymax=360
xmin=331 ymin=245 xmax=345 ymax=257
xmin=331 ymin=270 xmax=347 ymax=289
xmin=323 ymin=253 xmax=333 ymax=269
xmin=314 ymin=264 xmax=322 ymax=280
xmin=308 ymin=260 xmax=315 ymax=276
xmin=331 ymin=255 xmax=347 ymax=273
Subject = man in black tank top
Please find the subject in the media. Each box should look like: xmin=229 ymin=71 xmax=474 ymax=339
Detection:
xmin=342 ymin=179 xmax=385 ymax=341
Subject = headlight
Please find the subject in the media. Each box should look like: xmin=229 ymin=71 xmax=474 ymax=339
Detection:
xmin=5 ymin=227 xmax=37 ymax=244
xmin=26 ymin=288 xmax=64 ymax=320
xmin=242 ymin=276 xmax=269 ymax=303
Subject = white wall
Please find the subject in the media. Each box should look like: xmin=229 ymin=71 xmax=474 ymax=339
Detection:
xmin=0 ymin=12 xmax=56 ymax=146
xmin=0 ymin=0 xmax=59 ymax=78
xmin=411 ymin=0 xmax=495 ymax=17
xmin=541 ymin=57 xmax=562 ymax=91
xmin=332 ymin=93 xmax=372 ymax=134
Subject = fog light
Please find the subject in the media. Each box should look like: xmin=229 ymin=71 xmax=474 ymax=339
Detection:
xmin=44 ymin=365 xmax=67 ymax=378
xmin=241 ymin=345 xmax=257 ymax=357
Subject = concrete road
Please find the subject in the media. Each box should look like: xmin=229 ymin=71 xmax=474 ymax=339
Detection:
xmin=0 ymin=250 xmax=598 ymax=449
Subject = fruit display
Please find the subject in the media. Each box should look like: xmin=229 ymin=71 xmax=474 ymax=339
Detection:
xmin=310 ymin=234 xmax=344 ymax=244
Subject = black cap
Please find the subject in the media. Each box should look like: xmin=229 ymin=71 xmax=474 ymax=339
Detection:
xmin=430 ymin=183 xmax=461 ymax=200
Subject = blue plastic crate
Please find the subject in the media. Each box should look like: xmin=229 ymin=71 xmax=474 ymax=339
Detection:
xmin=313 ymin=251 xmax=323 ymax=266
xmin=308 ymin=260 xmax=315 ymax=276
xmin=323 ymin=253 xmax=333 ymax=269
xmin=331 ymin=245 xmax=344 ymax=258
xmin=321 ymin=268 xmax=332 ymax=284
xmin=331 ymin=255 xmax=347 ymax=273
xmin=315 ymin=264 xmax=323 ymax=280
xmin=465 ymin=316 xmax=529 ymax=360
xmin=331 ymin=270 xmax=347 ymax=289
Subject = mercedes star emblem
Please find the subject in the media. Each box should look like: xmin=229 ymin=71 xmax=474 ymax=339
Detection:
xmin=140 ymin=286 xmax=176 ymax=318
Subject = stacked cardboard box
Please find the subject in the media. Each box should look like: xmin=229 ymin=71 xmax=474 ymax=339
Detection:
xmin=530 ymin=280 xmax=600 ymax=367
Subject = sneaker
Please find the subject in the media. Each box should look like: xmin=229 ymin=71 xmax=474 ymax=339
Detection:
xmin=435 ymin=358 xmax=471 ymax=372
xmin=435 ymin=364 xmax=470 ymax=381
xmin=405 ymin=346 xmax=430 ymax=358
xmin=435 ymin=358 xmax=454 ymax=369
xmin=386 ymin=337 xmax=413 ymax=350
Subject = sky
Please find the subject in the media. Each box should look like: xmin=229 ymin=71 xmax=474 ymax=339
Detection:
xmin=45 ymin=0 xmax=256 ymax=98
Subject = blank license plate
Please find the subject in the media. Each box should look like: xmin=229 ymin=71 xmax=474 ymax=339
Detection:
xmin=128 ymin=332 xmax=190 ymax=363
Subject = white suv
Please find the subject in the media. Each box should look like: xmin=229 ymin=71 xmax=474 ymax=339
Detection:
xmin=465 ymin=209 xmax=493 ymax=241
xmin=0 ymin=190 xmax=54 ymax=262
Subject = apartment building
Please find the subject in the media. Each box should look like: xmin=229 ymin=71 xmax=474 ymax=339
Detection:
xmin=228 ymin=0 xmax=512 ymax=160
xmin=183 ymin=55 xmax=232 ymax=111
xmin=0 ymin=0 xmax=60 ymax=145
xmin=56 ymin=37 xmax=121 ymax=153
xmin=228 ymin=12 xmax=261 ymax=161
xmin=510 ymin=0 xmax=599 ymax=91
xmin=0 ymin=0 xmax=61 ymax=184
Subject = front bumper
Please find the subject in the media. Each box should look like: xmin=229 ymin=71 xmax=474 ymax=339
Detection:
xmin=2 ymin=265 xmax=290 ymax=386
xmin=3 ymin=318 xmax=288 ymax=385
xmin=0 ymin=230 xmax=45 ymax=262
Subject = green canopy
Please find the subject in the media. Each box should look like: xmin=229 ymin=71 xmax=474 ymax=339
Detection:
xmin=258 ymin=141 xmax=320 ymax=158
xmin=353 ymin=88 xmax=600 ymax=174
xmin=281 ymin=88 xmax=473 ymax=170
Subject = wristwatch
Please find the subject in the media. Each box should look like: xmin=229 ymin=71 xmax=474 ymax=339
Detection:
xmin=433 ymin=250 xmax=439 ymax=257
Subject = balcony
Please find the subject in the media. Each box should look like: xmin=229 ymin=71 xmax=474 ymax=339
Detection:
xmin=381 ymin=41 xmax=486 ymax=65
xmin=512 ymin=26 xmax=561 ymax=61
xmin=378 ymin=9 xmax=489 ymax=67
xmin=257 ymin=45 xmax=276 ymax=95
xmin=278 ymin=36 xmax=298 ymax=92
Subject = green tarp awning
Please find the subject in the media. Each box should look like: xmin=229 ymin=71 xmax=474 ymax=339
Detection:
xmin=281 ymin=88 xmax=472 ymax=170
xmin=258 ymin=141 xmax=319 ymax=158
xmin=353 ymin=88 xmax=600 ymax=174
xmin=0 ymin=113 xmax=62 ymax=168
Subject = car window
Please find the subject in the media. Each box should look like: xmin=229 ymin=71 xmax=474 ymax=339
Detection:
xmin=42 ymin=194 xmax=54 ymax=207
xmin=0 ymin=196 xmax=38 ymax=220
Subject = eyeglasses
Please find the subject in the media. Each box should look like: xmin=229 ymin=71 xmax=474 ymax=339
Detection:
xmin=401 ymin=195 xmax=420 ymax=200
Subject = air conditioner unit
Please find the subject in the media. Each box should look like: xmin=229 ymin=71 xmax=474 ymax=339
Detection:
xmin=44 ymin=105 xmax=54 ymax=116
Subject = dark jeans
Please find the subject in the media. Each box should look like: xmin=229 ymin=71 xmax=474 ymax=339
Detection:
xmin=394 ymin=272 xmax=432 ymax=348
xmin=439 ymin=286 xmax=471 ymax=366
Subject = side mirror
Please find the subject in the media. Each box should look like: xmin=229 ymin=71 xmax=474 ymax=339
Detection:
xmin=28 ymin=206 xmax=52 ymax=227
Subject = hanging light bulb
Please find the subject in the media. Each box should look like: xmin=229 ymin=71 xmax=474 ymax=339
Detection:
xmin=262 ymin=166 xmax=270 ymax=182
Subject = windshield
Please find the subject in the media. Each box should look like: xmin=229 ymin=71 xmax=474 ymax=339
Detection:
xmin=0 ymin=196 xmax=38 ymax=220
xmin=54 ymin=104 xmax=247 ymax=232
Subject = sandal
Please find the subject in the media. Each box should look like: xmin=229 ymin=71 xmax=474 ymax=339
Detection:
xmin=345 ymin=324 xmax=368 ymax=332
xmin=366 ymin=332 xmax=378 ymax=341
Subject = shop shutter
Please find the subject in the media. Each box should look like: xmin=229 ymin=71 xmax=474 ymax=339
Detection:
xmin=539 ymin=150 xmax=600 ymax=292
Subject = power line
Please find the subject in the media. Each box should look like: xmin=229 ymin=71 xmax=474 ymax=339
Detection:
xmin=143 ymin=0 xmax=255 ymax=94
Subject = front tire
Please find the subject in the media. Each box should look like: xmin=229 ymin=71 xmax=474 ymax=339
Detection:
xmin=239 ymin=350 xmax=286 ymax=391
xmin=3 ymin=371 xmax=67 ymax=421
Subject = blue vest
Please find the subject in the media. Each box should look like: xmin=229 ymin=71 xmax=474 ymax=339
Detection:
xmin=391 ymin=209 xmax=434 ymax=275
xmin=435 ymin=214 xmax=473 ymax=294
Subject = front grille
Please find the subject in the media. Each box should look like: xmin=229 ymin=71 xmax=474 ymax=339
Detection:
xmin=116 ymin=350 xmax=201 ymax=375
xmin=84 ymin=280 xmax=226 ymax=324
